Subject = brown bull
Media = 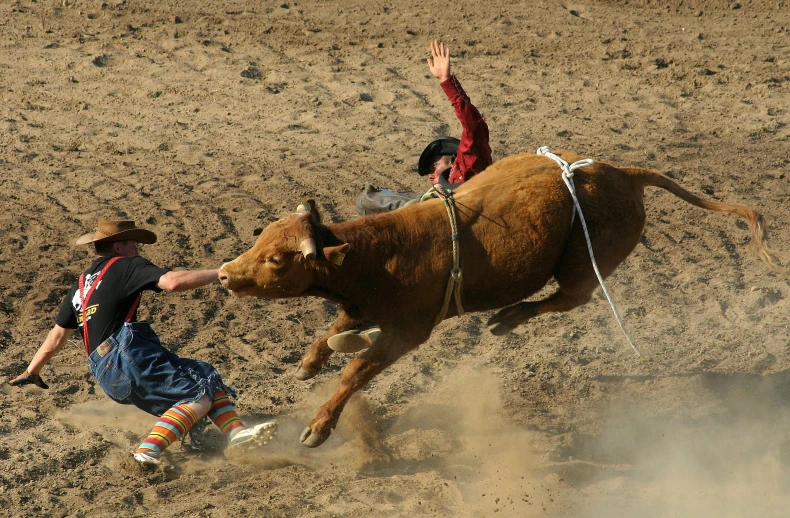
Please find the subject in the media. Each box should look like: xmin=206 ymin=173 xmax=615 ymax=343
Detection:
xmin=218 ymin=151 xmax=781 ymax=448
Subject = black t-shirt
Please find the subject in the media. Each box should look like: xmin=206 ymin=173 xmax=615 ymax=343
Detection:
xmin=55 ymin=256 xmax=170 ymax=353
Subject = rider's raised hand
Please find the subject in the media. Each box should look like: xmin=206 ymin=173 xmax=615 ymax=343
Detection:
xmin=427 ymin=40 xmax=451 ymax=82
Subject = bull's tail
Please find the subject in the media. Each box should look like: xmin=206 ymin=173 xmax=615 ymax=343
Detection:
xmin=622 ymin=167 xmax=786 ymax=272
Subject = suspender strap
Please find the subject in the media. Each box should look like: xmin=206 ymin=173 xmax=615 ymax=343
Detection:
xmin=125 ymin=293 xmax=142 ymax=322
xmin=78 ymin=256 xmax=122 ymax=355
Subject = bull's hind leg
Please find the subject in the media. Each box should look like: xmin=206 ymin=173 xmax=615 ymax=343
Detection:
xmin=294 ymin=309 xmax=363 ymax=381
xmin=488 ymin=218 xmax=643 ymax=336
xmin=487 ymin=286 xmax=596 ymax=336
xmin=300 ymin=329 xmax=426 ymax=448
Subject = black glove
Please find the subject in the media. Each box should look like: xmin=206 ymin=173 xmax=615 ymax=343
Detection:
xmin=9 ymin=370 xmax=49 ymax=389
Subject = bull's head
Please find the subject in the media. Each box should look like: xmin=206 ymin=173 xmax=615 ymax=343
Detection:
xmin=218 ymin=199 xmax=350 ymax=299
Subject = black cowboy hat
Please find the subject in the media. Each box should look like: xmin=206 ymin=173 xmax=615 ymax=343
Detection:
xmin=417 ymin=136 xmax=460 ymax=176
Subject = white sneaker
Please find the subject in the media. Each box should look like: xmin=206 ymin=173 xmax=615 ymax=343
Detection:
xmin=133 ymin=450 xmax=161 ymax=466
xmin=228 ymin=421 xmax=278 ymax=449
xmin=327 ymin=326 xmax=381 ymax=353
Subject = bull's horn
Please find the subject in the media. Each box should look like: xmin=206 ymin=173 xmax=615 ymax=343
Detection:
xmin=296 ymin=202 xmax=310 ymax=214
xmin=300 ymin=238 xmax=316 ymax=260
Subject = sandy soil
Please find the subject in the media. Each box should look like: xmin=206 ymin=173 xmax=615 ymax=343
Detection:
xmin=2 ymin=0 xmax=790 ymax=516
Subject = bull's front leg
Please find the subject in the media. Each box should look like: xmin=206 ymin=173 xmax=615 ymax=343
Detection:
xmin=300 ymin=332 xmax=418 ymax=448
xmin=294 ymin=309 xmax=363 ymax=381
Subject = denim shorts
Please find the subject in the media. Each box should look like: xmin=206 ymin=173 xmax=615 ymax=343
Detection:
xmin=87 ymin=322 xmax=236 ymax=417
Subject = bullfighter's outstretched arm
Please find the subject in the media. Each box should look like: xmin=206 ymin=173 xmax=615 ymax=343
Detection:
xmin=8 ymin=324 xmax=74 ymax=388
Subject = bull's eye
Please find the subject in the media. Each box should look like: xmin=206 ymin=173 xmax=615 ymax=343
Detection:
xmin=268 ymin=255 xmax=282 ymax=266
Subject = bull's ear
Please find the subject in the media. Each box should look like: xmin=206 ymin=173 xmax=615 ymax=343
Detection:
xmin=323 ymin=243 xmax=351 ymax=266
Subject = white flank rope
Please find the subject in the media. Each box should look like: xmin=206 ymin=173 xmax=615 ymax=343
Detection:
xmin=537 ymin=146 xmax=642 ymax=357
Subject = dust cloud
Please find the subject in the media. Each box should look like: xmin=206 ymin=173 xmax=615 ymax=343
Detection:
xmin=553 ymin=371 xmax=790 ymax=518
xmin=355 ymin=361 xmax=556 ymax=516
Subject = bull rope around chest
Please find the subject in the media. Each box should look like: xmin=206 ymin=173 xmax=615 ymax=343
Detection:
xmin=423 ymin=183 xmax=466 ymax=327
xmin=424 ymin=147 xmax=641 ymax=357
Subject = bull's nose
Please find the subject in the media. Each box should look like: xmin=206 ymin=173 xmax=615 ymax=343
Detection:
xmin=218 ymin=264 xmax=230 ymax=287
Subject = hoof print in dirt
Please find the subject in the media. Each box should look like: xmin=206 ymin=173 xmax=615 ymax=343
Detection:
xmin=241 ymin=66 xmax=262 ymax=80
xmin=92 ymin=54 xmax=109 ymax=67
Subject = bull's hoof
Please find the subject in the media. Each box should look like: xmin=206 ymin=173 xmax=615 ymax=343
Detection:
xmin=300 ymin=426 xmax=329 ymax=448
xmin=293 ymin=366 xmax=320 ymax=381
xmin=488 ymin=304 xmax=532 ymax=336
xmin=488 ymin=322 xmax=514 ymax=336
xmin=487 ymin=315 xmax=516 ymax=336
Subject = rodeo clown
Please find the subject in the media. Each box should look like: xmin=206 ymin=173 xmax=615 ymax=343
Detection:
xmin=9 ymin=220 xmax=276 ymax=466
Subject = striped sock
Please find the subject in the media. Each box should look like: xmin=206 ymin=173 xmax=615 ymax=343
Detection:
xmin=135 ymin=404 xmax=199 ymax=456
xmin=208 ymin=390 xmax=245 ymax=441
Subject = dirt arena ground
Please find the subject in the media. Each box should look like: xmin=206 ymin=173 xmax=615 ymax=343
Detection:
xmin=2 ymin=0 xmax=790 ymax=516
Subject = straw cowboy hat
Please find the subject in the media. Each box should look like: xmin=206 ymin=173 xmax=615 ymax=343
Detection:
xmin=75 ymin=220 xmax=157 ymax=245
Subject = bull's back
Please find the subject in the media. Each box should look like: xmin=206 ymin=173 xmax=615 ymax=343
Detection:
xmin=445 ymin=153 xmax=647 ymax=312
